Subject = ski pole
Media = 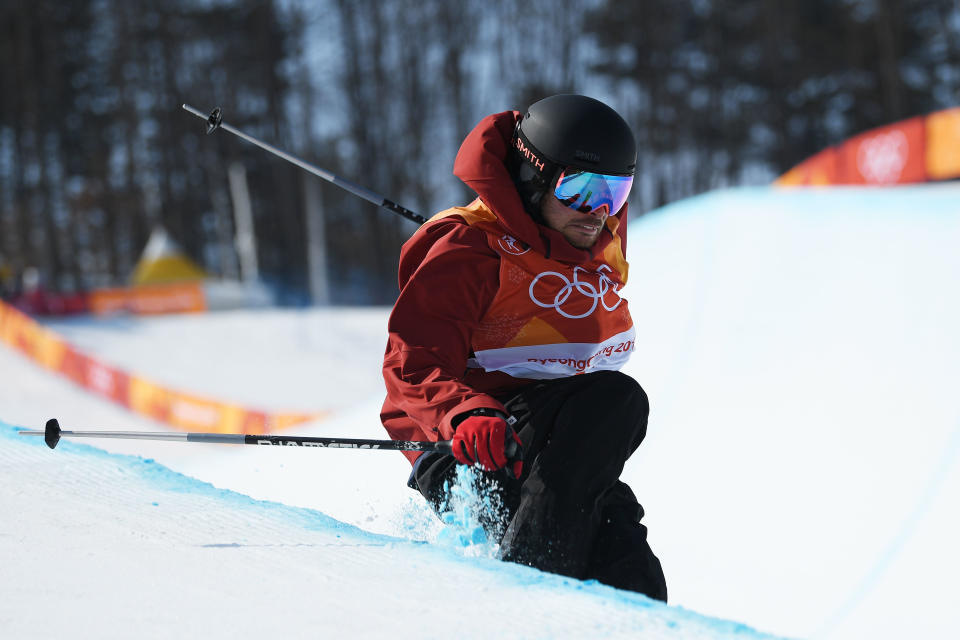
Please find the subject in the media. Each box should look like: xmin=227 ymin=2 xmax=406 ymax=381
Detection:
xmin=181 ymin=104 xmax=427 ymax=225
xmin=19 ymin=418 xmax=452 ymax=453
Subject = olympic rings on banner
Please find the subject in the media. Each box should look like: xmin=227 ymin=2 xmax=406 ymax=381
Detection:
xmin=528 ymin=265 xmax=623 ymax=319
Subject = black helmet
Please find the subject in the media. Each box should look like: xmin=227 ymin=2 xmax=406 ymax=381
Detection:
xmin=508 ymin=94 xmax=637 ymax=216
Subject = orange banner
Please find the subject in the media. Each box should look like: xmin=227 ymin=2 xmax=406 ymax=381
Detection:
xmin=926 ymin=107 xmax=960 ymax=180
xmin=88 ymin=282 xmax=207 ymax=316
xmin=775 ymin=148 xmax=838 ymax=186
xmin=777 ymin=108 xmax=960 ymax=186
xmin=0 ymin=299 xmax=324 ymax=434
xmin=837 ymin=117 xmax=926 ymax=185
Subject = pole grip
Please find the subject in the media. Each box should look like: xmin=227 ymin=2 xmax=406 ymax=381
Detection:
xmin=381 ymin=199 xmax=428 ymax=225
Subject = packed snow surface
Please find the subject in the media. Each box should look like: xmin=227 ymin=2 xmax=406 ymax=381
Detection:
xmin=2 ymin=185 xmax=959 ymax=638
xmin=2 ymin=424 xmax=771 ymax=639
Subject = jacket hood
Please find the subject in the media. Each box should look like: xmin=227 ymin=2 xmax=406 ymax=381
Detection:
xmin=453 ymin=110 xmax=628 ymax=264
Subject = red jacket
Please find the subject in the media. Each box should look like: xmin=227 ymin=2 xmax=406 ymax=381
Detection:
xmin=380 ymin=110 xmax=633 ymax=464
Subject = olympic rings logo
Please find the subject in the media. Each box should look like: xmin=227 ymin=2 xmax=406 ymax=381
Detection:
xmin=529 ymin=265 xmax=623 ymax=319
xmin=857 ymin=130 xmax=909 ymax=184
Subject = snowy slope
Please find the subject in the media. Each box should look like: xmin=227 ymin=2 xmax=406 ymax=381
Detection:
xmin=0 ymin=423 xmax=778 ymax=639
xmin=621 ymin=185 xmax=960 ymax=638
xmin=2 ymin=184 xmax=959 ymax=638
xmin=33 ymin=307 xmax=391 ymax=413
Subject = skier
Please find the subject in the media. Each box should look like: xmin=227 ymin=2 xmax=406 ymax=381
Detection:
xmin=381 ymin=94 xmax=667 ymax=601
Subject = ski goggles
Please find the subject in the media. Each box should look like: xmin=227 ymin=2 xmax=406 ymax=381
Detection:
xmin=554 ymin=169 xmax=634 ymax=216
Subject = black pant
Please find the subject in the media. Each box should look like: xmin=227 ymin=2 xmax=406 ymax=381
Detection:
xmin=410 ymin=370 xmax=667 ymax=602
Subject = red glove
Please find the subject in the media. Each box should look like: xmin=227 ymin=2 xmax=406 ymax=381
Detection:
xmin=451 ymin=415 xmax=523 ymax=478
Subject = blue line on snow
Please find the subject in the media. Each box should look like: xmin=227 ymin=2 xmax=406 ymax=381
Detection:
xmin=1 ymin=421 xmax=384 ymax=542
